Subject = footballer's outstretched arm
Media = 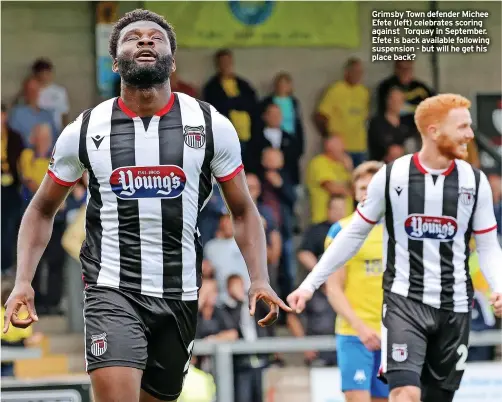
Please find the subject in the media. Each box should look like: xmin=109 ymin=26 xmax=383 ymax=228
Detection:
xmin=288 ymin=166 xmax=387 ymax=312
xmin=300 ymin=211 xmax=378 ymax=293
xmin=4 ymin=116 xmax=85 ymax=332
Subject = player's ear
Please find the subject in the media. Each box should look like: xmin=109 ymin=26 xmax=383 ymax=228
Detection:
xmin=112 ymin=59 xmax=119 ymax=73
xmin=171 ymin=59 xmax=177 ymax=74
xmin=428 ymin=124 xmax=439 ymax=140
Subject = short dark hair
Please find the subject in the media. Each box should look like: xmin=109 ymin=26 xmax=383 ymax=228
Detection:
xmin=108 ymin=9 xmax=177 ymax=59
xmin=214 ymin=48 xmax=232 ymax=63
xmin=274 ymin=71 xmax=292 ymax=85
xmin=344 ymin=56 xmax=361 ymax=70
xmin=32 ymin=58 xmax=53 ymax=74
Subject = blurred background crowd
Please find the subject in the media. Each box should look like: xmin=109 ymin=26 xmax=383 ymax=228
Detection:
xmin=1 ymin=1 xmax=501 ymax=401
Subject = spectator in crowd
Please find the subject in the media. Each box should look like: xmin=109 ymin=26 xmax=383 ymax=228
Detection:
xmin=286 ymin=283 xmax=337 ymax=366
xmin=297 ymin=195 xmax=347 ymax=275
xmin=306 ymin=136 xmax=353 ymax=224
xmin=204 ymin=211 xmax=251 ymax=302
xmin=224 ymin=274 xmax=270 ymax=402
xmin=202 ymin=259 xmax=216 ymax=281
xmin=367 ymin=86 xmax=409 ymax=162
xmin=1 ymin=103 xmax=25 ymax=273
xmin=488 ymin=172 xmax=501 ymax=237
xmin=19 ymin=123 xmax=53 ymax=205
xmin=19 ymin=123 xmax=66 ymax=315
xmin=195 ymin=279 xmax=238 ymax=373
xmin=1 ymin=279 xmax=44 ymax=377
xmin=259 ymin=148 xmax=296 ymax=296
xmin=8 ymin=77 xmax=57 ymax=144
xmin=377 ymin=60 xmax=434 ymax=136
xmin=203 ymin=49 xmax=258 ymax=151
xmin=65 ymin=180 xmax=87 ymax=222
xmin=259 ymin=72 xmax=304 ymax=183
xmin=61 ymin=201 xmax=86 ymax=262
xmin=198 ymin=179 xmax=226 ymax=244
xmin=245 ymin=103 xmax=302 ymax=187
xmin=170 ymin=70 xmax=198 ymax=98
xmin=31 ymin=58 xmax=70 ymax=133
xmin=314 ymin=57 xmax=369 ymax=168
xmin=246 ymin=173 xmax=282 ymax=290
xmin=196 ymin=280 xmax=238 ymax=341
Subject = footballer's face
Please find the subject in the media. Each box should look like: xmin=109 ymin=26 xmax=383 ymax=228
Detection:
xmin=114 ymin=20 xmax=175 ymax=89
xmin=435 ymin=108 xmax=474 ymax=160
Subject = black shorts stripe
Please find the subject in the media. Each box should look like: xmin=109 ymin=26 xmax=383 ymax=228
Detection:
xmin=439 ymin=166 xmax=459 ymax=308
xmin=463 ymin=168 xmax=481 ymax=302
xmin=407 ymin=157 xmax=426 ymax=298
xmin=159 ymin=94 xmax=184 ymax=298
xmin=383 ymin=162 xmax=396 ymax=291
xmin=109 ymin=99 xmax=142 ymax=290
xmin=195 ymin=100 xmax=215 ymax=289
xmin=78 ymin=108 xmax=103 ymax=283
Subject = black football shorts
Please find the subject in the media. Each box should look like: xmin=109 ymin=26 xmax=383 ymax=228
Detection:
xmin=380 ymin=291 xmax=470 ymax=392
xmin=83 ymin=285 xmax=198 ymax=400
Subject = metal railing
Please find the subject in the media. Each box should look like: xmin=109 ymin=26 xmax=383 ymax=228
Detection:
xmin=192 ymin=330 xmax=502 ymax=402
xmin=1 ymin=330 xmax=501 ymax=401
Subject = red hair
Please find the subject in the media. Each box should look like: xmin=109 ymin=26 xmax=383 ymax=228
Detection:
xmin=414 ymin=94 xmax=471 ymax=136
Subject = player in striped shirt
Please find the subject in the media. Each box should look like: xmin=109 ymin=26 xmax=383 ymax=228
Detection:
xmin=289 ymin=94 xmax=502 ymax=402
xmin=3 ymin=9 xmax=290 ymax=402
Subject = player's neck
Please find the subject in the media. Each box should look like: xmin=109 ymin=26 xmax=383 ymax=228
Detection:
xmin=418 ymin=146 xmax=453 ymax=170
xmin=120 ymin=83 xmax=172 ymax=117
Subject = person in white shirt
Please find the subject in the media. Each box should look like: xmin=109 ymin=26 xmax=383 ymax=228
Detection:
xmin=32 ymin=58 xmax=70 ymax=134
xmin=288 ymin=94 xmax=502 ymax=402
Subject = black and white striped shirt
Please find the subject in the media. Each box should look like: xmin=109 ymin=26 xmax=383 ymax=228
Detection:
xmin=357 ymin=153 xmax=497 ymax=312
xmin=48 ymin=93 xmax=243 ymax=300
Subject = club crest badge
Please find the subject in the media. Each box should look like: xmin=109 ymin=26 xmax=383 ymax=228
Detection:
xmin=459 ymin=187 xmax=475 ymax=205
xmin=90 ymin=333 xmax=107 ymax=357
xmin=184 ymin=125 xmax=206 ymax=149
xmin=392 ymin=343 xmax=408 ymax=362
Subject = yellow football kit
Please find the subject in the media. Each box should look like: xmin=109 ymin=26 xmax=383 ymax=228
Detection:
xmin=325 ymin=213 xmax=384 ymax=335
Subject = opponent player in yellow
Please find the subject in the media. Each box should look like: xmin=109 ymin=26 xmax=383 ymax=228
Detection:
xmin=324 ymin=161 xmax=388 ymax=402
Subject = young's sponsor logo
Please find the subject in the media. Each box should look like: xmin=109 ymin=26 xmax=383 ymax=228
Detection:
xmin=405 ymin=214 xmax=458 ymax=241
xmin=110 ymin=165 xmax=186 ymax=199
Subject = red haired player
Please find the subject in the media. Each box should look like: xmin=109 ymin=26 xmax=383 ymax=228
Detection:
xmin=289 ymin=94 xmax=502 ymax=402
